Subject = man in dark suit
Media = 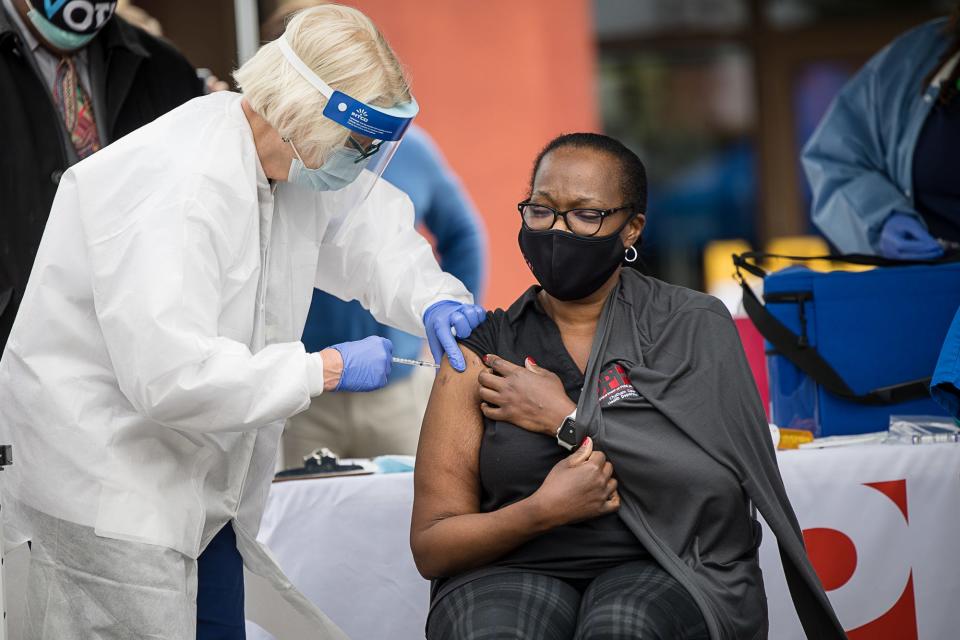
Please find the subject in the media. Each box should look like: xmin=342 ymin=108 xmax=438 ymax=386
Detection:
xmin=0 ymin=0 xmax=204 ymax=351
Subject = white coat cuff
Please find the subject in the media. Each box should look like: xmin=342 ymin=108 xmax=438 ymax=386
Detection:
xmin=306 ymin=352 xmax=326 ymax=397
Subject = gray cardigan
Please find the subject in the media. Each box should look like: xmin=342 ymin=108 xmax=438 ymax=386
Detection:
xmin=575 ymin=269 xmax=846 ymax=639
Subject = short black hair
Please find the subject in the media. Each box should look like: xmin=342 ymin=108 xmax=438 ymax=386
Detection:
xmin=528 ymin=133 xmax=647 ymax=214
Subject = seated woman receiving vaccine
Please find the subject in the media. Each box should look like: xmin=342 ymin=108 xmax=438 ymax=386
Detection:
xmin=410 ymin=133 xmax=846 ymax=640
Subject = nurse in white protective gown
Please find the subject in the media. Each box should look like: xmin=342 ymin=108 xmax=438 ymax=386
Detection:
xmin=0 ymin=5 xmax=483 ymax=638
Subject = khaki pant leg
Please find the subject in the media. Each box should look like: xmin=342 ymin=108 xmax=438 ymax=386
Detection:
xmin=282 ymin=391 xmax=353 ymax=468
xmin=345 ymin=365 xmax=435 ymax=458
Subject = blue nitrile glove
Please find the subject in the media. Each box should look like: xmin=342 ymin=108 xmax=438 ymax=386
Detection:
xmin=879 ymin=213 xmax=944 ymax=260
xmin=424 ymin=301 xmax=486 ymax=372
xmin=330 ymin=336 xmax=393 ymax=392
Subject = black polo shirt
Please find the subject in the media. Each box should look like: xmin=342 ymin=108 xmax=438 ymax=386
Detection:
xmin=431 ymin=286 xmax=647 ymax=607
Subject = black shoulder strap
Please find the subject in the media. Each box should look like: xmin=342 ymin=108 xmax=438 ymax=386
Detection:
xmin=732 ymin=251 xmax=951 ymax=406
xmin=731 ymin=250 xmax=957 ymax=278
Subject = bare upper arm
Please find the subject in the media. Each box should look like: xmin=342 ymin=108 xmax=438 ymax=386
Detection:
xmin=411 ymin=346 xmax=486 ymax=531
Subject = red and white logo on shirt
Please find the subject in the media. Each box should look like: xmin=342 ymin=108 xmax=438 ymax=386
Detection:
xmin=598 ymin=362 xmax=640 ymax=407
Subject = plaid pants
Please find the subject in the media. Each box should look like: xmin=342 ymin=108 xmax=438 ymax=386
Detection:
xmin=427 ymin=560 xmax=709 ymax=640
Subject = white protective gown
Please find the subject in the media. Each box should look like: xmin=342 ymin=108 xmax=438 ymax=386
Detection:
xmin=0 ymin=92 xmax=471 ymax=636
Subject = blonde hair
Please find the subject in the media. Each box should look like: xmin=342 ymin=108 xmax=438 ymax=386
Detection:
xmin=261 ymin=0 xmax=324 ymax=42
xmin=234 ymin=4 xmax=411 ymax=164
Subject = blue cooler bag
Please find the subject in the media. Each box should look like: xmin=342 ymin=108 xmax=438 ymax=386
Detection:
xmin=733 ymin=252 xmax=960 ymax=437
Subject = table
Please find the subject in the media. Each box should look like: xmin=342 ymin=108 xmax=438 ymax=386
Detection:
xmin=245 ymin=443 xmax=960 ymax=640
xmin=246 ymin=473 xmax=428 ymax=640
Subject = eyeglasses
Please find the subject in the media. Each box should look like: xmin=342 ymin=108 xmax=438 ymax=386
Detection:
xmin=345 ymin=135 xmax=383 ymax=163
xmin=517 ymin=201 xmax=636 ymax=237
xmin=285 ymin=136 xmax=382 ymax=167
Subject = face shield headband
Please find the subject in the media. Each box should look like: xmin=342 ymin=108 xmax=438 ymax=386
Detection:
xmin=275 ymin=35 xmax=419 ymax=144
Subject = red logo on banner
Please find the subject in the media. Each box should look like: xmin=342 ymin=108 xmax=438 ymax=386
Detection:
xmin=803 ymin=479 xmax=918 ymax=639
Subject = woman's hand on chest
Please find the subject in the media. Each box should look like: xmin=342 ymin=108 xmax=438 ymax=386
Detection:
xmin=478 ymin=354 xmax=577 ymax=437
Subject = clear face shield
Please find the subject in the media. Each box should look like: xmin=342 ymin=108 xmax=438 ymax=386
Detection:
xmin=276 ymin=36 xmax=419 ymax=215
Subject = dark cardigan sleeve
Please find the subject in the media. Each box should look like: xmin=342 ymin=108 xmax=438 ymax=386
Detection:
xmin=630 ymin=300 xmax=847 ymax=639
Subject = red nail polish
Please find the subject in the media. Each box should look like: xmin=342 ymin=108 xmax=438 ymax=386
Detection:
xmin=581 ymin=436 xmax=589 ymax=446
xmin=482 ymin=355 xmax=490 ymax=365
xmin=529 ymin=357 xmax=537 ymax=365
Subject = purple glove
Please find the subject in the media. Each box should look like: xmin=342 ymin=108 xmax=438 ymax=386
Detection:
xmin=424 ymin=301 xmax=486 ymax=372
xmin=330 ymin=336 xmax=393 ymax=392
xmin=879 ymin=213 xmax=944 ymax=260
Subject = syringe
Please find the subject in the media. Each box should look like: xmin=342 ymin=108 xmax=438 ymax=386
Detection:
xmin=392 ymin=356 xmax=440 ymax=369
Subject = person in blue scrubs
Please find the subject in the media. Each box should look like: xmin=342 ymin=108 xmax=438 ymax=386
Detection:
xmin=802 ymin=11 xmax=960 ymax=259
xmin=933 ymin=307 xmax=960 ymax=418
xmin=282 ymin=124 xmax=486 ymax=463
xmin=803 ymin=11 xmax=960 ymax=417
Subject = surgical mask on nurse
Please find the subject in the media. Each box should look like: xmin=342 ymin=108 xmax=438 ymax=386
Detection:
xmin=286 ymin=137 xmax=373 ymax=191
xmin=26 ymin=0 xmax=117 ymax=51
xmin=518 ymin=203 xmax=640 ymax=301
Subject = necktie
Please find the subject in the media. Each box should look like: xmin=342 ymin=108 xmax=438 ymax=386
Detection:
xmin=53 ymin=56 xmax=101 ymax=159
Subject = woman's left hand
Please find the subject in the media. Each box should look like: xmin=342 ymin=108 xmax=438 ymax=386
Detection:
xmin=479 ymin=354 xmax=577 ymax=437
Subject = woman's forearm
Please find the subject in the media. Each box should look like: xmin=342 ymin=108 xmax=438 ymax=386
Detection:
xmin=411 ymin=493 xmax=555 ymax=579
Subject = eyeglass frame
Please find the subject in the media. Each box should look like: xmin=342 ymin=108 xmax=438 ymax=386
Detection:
xmin=345 ymin=135 xmax=383 ymax=163
xmin=517 ymin=201 xmax=639 ymax=238
xmin=284 ymin=135 xmax=383 ymax=168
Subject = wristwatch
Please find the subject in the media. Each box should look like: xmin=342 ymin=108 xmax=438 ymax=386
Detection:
xmin=556 ymin=409 xmax=579 ymax=451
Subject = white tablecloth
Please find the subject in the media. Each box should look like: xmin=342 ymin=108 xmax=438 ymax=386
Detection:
xmin=246 ymin=443 xmax=960 ymax=640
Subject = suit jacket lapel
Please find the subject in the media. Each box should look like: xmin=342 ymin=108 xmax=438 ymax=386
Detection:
xmin=92 ymin=18 xmax=150 ymax=138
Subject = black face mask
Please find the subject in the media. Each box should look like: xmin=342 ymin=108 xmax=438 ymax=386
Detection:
xmin=518 ymin=216 xmax=636 ymax=301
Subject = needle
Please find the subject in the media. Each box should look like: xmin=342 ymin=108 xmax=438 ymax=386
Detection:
xmin=392 ymin=356 xmax=440 ymax=369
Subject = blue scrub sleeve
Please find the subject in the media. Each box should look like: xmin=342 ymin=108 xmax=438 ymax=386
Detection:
xmin=931 ymin=306 xmax=960 ymax=418
xmin=426 ymin=173 xmax=486 ymax=301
